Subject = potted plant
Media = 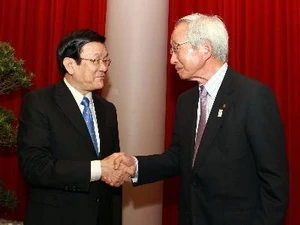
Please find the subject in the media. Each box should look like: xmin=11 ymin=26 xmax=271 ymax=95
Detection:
xmin=0 ymin=41 xmax=34 ymax=222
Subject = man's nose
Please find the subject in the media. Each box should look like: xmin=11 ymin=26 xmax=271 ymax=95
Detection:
xmin=170 ymin=52 xmax=177 ymax=65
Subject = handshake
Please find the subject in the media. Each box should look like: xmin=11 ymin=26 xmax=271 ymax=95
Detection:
xmin=100 ymin=152 xmax=136 ymax=187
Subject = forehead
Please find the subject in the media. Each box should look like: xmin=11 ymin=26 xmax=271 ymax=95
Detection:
xmin=171 ymin=22 xmax=189 ymax=42
xmin=81 ymin=41 xmax=107 ymax=56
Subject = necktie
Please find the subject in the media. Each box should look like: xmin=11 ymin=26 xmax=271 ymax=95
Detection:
xmin=192 ymin=85 xmax=207 ymax=167
xmin=81 ymin=97 xmax=99 ymax=156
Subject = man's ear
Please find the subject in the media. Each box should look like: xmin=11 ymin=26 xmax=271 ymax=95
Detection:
xmin=199 ymin=42 xmax=213 ymax=60
xmin=63 ymin=57 xmax=76 ymax=75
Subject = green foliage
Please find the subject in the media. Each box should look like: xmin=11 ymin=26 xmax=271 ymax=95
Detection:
xmin=0 ymin=180 xmax=17 ymax=210
xmin=0 ymin=42 xmax=34 ymax=211
xmin=0 ymin=42 xmax=34 ymax=94
xmin=0 ymin=41 xmax=34 ymax=151
xmin=0 ymin=107 xmax=16 ymax=150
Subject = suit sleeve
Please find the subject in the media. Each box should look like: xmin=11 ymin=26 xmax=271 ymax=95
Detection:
xmin=247 ymin=85 xmax=289 ymax=225
xmin=17 ymin=92 xmax=91 ymax=191
xmin=135 ymin=97 xmax=182 ymax=185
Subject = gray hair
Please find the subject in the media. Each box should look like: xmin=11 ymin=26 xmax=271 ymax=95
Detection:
xmin=176 ymin=13 xmax=228 ymax=62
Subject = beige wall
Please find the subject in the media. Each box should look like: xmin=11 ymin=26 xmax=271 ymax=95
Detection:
xmin=104 ymin=1 xmax=169 ymax=225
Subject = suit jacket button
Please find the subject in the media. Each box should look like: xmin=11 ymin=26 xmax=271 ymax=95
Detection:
xmin=95 ymin=198 xmax=100 ymax=202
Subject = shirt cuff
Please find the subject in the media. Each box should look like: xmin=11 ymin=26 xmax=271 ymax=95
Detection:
xmin=90 ymin=160 xmax=101 ymax=182
xmin=131 ymin=156 xmax=139 ymax=183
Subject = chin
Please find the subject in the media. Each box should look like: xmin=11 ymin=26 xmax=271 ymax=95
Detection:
xmin=179 ymin=73 xmax=190 ymax=80
xmin=93 ymin=81 xmax=104 ymax=90
xmin=97 ymin=83 xmax=104 ymax=90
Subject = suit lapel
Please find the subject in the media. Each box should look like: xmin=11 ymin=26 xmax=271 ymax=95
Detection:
xmin=194 ymin=68 xmax=235 ymax=167
xmin=54 ymin=80 xmax=96 ymax=154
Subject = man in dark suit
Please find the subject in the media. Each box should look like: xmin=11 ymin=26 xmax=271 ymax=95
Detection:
xmin=111 ymin=13 xmax=289 ymax=225
xmin=17 ymin=29 xmax=129 ymax=225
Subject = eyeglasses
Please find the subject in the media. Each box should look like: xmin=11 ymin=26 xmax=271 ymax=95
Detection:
xmin=80 ymin=58 xmax=112 ymax=67
xmin=170 ymin=41 xmax=189 ymax=55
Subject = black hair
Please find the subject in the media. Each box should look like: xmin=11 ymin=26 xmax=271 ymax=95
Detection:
xmin=56 ymin=29 xmax=106 ymax=75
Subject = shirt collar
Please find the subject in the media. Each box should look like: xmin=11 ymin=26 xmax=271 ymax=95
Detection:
xmin=201 ymin=63 xmax=228 ymax=98
xmin=63 ymin=78 xmax=92 ymax=105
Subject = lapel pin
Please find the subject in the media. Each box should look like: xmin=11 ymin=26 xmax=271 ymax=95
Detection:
xmin=217 ymin=109 xmax=223 ymax=117
xmin=222 ymin=104 xmax=227 ymax=109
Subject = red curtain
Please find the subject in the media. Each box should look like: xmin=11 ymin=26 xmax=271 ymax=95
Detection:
xmin=1 ymin=0 xmax=299 ymax=224
xmin=0 ymin=0 xmax=107 ymax=220
xmin=163 ymin=1 xmax=300 ymax=225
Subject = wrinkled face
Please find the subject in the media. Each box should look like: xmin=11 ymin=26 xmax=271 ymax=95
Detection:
xmin=170 ymin=23 xmax=207 ymax=82
xmin=64 ymin=41 xmax=110 ymax=95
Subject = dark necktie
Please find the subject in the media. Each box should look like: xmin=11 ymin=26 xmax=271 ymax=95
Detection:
xmin=81 ymin=97 xmax=99 ymax=156
xmin=192 ymin=85 xmax=207 ymax=167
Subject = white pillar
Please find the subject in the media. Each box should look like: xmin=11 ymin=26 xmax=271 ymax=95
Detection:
xmin=104 ymin=1 xmax=169 ymax=225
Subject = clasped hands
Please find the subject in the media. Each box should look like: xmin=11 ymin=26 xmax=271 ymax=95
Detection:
xmin=101 ymin=152 xmax=136 ymax=187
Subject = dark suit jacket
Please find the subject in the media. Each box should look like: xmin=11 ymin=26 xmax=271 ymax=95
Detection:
xmin=17 ymin=80 xmax=121 ymax=225
xmin=136 ymin=67 xmax=289 ymax=225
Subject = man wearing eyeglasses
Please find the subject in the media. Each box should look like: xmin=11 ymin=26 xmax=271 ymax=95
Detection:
xmin=17 ymin=29 xmax=132 ymax=225
xmin=112 ymin=13 xmax=289 ymax=225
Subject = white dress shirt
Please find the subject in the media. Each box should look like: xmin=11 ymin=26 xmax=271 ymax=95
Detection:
xmin=64 ymin=78 xmax=101 ymax=182
xmin=195 ymin=63 xmax=228 ymax=132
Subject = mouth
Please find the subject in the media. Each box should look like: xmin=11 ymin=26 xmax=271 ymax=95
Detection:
xmin=175 ymin=67 xmax=183 ymax=73
xmin=95 ymin=75 xmax=105 ymax=80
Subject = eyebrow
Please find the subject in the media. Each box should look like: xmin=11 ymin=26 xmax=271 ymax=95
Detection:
xmin=89 ymin=53 xmax=109 ymax=58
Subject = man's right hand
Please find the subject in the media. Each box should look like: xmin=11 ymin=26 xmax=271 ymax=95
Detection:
xmin=100 ymin=152 xmax=136 ymax=187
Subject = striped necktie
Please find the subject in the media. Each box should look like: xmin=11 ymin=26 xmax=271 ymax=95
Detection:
xmin=81 ymin=97 xmax=99 ymax=156
xmin=192 ymin=85 xmax=207 ymax=167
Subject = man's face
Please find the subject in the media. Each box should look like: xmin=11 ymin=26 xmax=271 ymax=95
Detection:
xmin=67 ymin=41 xmax=110 ymax=94
xmin=170 ymin=23 xmax=207 ymax=81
